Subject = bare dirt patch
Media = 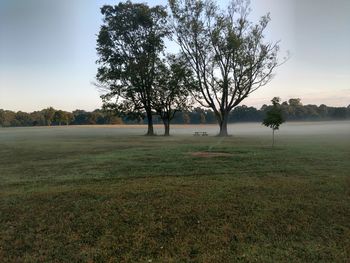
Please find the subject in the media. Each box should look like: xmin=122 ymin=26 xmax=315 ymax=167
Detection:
xmin=190 ymin=151 xmax=233 ymax=158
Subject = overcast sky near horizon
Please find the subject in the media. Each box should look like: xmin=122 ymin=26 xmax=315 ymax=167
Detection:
xmin=0 ymin=0 xmax=349 ymax=112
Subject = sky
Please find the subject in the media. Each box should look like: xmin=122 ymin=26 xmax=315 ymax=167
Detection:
xmin=0 ymin=0 xmax=349 ymax=112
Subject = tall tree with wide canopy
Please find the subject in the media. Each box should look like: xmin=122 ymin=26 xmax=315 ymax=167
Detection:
xmin=169 ymin=0 xmax=282 ymax=136
xmin=153 ymin=55 xmax=194 ymax=136
xmin=96 ymin=1 xmax=169 ymax=135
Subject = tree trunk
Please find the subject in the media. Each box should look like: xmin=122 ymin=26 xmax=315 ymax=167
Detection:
xmin=218 ymin=113 xmax=229 ymax=136
xmin=163 ymin=119 xmax=170 ymax=136
xmin=145 ymin=109 xmax=154 ymax=136
xmin=272 ymin=129 xmax=275 ymax=147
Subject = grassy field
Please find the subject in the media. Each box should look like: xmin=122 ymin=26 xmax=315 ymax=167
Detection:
xmin=0 ymin=122 xmax=349 ymax=262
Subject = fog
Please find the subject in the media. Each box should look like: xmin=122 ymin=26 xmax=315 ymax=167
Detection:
xmin=1 ymin=121 xmax=349 ymax=143
xmin=164 ymin=121 xmax=350 ymax=137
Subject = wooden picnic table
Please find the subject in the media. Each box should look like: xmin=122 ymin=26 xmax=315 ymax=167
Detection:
xmin=193 ymin=131 xmax=208 ymax=136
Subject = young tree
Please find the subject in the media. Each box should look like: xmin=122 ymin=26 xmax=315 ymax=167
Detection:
xmin=96 ymin=1 xmax=169 ymax=135
xmin=169 ymin=0 xmax=283 ymax=136
xmin=152 ymin=55 xmax=194 ymax=136
xmin=262 ymin=97 xmax=285 ymax=147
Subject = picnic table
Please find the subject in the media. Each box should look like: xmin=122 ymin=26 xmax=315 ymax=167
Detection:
xmin=193 ymin=131 xmax=208 ymax=136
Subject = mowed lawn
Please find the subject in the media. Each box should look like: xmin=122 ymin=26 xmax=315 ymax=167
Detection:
xmin=0 ymin=122 xmax=349 ymax=262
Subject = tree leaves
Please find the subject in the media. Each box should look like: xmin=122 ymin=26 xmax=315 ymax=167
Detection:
xmin=96 ymin=2 xmax=169 ymax=134
xmin=170 ymin=0 xmax=282 ymax=135
xmin=262 ymin=97 xmax=285 ymax=131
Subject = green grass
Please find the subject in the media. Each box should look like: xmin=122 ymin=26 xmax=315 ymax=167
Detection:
xmin=0 ymin=124 xmax=349 ymax=262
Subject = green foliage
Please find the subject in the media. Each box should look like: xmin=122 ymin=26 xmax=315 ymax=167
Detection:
xmin=169 ymin=0 xmax=282 ymax=136
xmin=43 ymin=107 xmax=56 ymax=126
xmin=262 ymin=97 xmax=285 ymax=131
xmin=54 ymin=110 xmax=66 ymax=125
xmin=96 ymin=1 xmax=169 ymax=135
xmin=153 ymin=55 xmax=195 ymax=135
xmin=262 ymin=97 xmax=285 ymax=147
xmin=0 ymin=99 xmax=349 ymax=127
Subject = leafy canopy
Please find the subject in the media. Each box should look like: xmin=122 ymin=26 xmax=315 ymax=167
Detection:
xmin=152 ymin=55 xmax=195 ymax=120
xmin=96 ymin=1 xmax=169 ymax=119
xmin=263 ymin=97 xmax=285 ymax=130
xmin=169 ymin=0 xmax=281 ymax=116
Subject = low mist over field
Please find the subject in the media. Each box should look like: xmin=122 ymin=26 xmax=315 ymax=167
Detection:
xmin=1 ymin=120 xmax=349 ymax=262
xmin=1 ymin=121 xmax=349 ymax=140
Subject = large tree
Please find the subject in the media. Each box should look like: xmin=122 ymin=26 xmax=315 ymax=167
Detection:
xmin=153 ymin=55 xmax=194 ymax=136
xmin=169 ymin=0 xmax=282 ymax=136
xmin=96 ymin=1 xmax=169 ymax=135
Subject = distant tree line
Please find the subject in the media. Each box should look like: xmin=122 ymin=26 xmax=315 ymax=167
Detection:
xmin=0 ymin=108 xmax=122 ymax=127
xmin=1 ymin=99 xmax=349 ymax=127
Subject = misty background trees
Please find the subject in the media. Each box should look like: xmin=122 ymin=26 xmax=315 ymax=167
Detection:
xmin=0 ymin=100 xmax=349 ymax=127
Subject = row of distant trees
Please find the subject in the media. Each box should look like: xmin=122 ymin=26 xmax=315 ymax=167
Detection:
xmin=0 ymin=108 xmax=122 ymax=127
xmin=1 ymin=99 xmax=349 ymax=127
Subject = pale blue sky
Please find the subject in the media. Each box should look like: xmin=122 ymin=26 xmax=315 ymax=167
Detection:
xmin=0 ymin=0 xmax=349 ymax=112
